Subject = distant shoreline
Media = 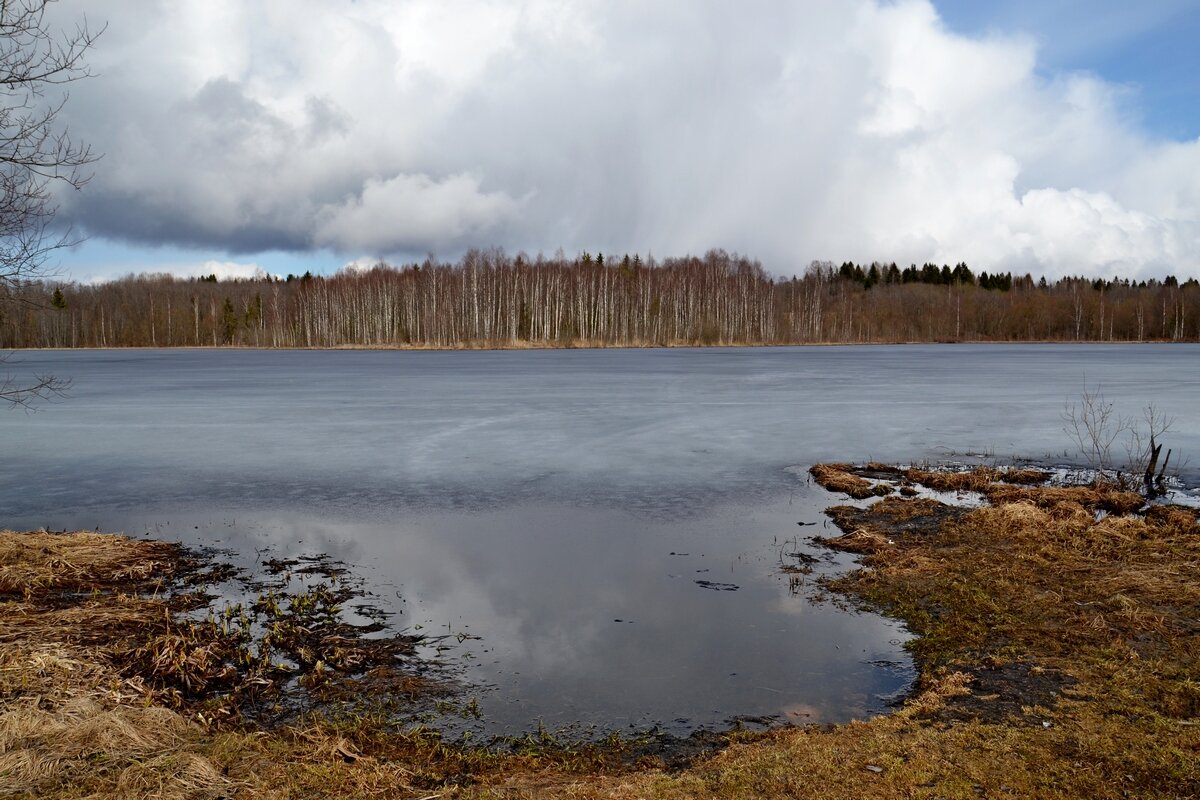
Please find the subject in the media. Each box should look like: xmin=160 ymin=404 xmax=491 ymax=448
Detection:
xmin=11 ymin=254 xmax=1197 ymax=348
xmin=7 ymin=338 xmax=1198 ymax=353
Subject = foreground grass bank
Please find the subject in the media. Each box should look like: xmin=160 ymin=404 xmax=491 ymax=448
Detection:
xmin=2 ymin=466 xmax=1197 ymax=798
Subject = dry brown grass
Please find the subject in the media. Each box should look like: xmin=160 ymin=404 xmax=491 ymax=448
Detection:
xmin=809 ymin=464 xmax=893 ymax=499
xmin=858 ymin=495 xmax=945 ymax=521
xmin=981 ymin=483 xmax=1146 ymax=514
xmin=834 ymin=498 xmax=1200 ymax=663
xmin=816 ymin=528 xmax=895 ymax=554
xmin=0 ymin=529 xmax=182 ymax=596
xmin=899 ymin=464 xmax=1143 ymax=514
xmin=0 ymin=532 xmax=228 ymax=798
xmin=0 ymin=697 xmax=222 ymax=797
xmin=904 ymin=466 xmax=1001 ymax=491
xmin=903 ymin=465 xmax=1053 ymax=492
xmin=820 ymin=497 xmax=968 ymax=549
xmin=999 ymin=466 xmax=1052 ymax=484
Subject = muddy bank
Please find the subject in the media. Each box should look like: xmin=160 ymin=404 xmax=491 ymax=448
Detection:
xmin=0 ymin=531 xmax=443 ymax=724
xmin=791 ymin=463 xmax=1200 ymax=795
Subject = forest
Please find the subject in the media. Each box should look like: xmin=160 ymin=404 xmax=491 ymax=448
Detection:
xmin=2 ymin=249 xmax=1198 ymax=348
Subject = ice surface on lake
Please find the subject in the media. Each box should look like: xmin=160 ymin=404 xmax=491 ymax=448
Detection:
xmin=1 ymin=344 xmax=1196 ymax=735
xmin=4 ymin=345 xmax=1196 ymax=521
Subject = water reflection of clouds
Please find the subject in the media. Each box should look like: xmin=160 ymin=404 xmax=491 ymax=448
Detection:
xmin=99 ymin=493 xmax=911 ymax=735
xmin=191 ymin=499 xmax=915 ymax=735
xmin=219 ymin=511 xmax=618 ymax=679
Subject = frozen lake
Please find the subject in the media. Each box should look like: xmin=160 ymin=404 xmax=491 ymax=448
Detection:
xmin=2 ymin=344 xmax=1197 ymax=735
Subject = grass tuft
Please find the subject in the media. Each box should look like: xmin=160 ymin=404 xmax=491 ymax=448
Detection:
xmin=809 ymin=464 xmax=894 ymax=499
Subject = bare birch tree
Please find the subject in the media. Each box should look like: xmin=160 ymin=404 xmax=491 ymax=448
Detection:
xmin=0 ymin=0 xmax=99 ymax=406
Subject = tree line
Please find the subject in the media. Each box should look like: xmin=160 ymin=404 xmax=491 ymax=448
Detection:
xmin=2 ymin=250 xmax=1198 ymax=348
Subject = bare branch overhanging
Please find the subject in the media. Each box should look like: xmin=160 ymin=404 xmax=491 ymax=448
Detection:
xmin=0 ymin=0 xmax=99 ymax=407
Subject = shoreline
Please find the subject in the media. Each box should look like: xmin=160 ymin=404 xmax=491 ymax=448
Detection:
xmin=6 ymin=339 xmax=1200 ymax=353
xmin=2 ymin=463 xmax=1197 ymax=797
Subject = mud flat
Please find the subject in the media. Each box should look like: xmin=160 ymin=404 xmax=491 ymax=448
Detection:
xmin=2 ymin=463 xmax=1198 ymax=798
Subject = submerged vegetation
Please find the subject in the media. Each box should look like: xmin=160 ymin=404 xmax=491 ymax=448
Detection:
xmin=3 ymin=250 xmax=1199 ymax=348
xmin=3 ymin=459 xmax=1198 ymax=797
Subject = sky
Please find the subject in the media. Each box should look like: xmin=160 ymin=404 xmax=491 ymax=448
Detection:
xmin=43 ymin=0 xmax=1200 ymax=283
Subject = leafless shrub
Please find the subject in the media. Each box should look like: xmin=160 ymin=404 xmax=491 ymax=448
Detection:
xmin=1064 ymin=388 xmax=1186 ymax=496
xmin=1061 ymin=386 xmax=1131 ymax=481
xmin=1125 ymin=404 xmax=1177 ymax=497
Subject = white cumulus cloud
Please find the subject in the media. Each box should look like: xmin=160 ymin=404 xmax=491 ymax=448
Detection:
xmin=83 ymin=260 xmax=271 ymax=285
xmin=315 ymin=173 xmax=524 ymax=253
xmin=48 ymin=0 xmax=1200 ymax=280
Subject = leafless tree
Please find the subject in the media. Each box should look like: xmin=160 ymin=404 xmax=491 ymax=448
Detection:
xmin=0 ymin=0 xmax=99 ymax=406
xmin=1063 ymin=389 xmax=1187 ymax=497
